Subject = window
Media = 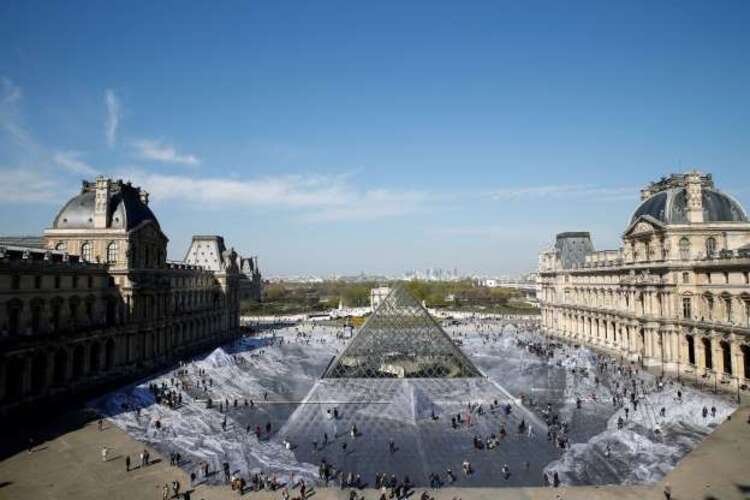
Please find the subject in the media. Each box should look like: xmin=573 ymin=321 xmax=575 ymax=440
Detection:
xmin=11 ymin=275 xmax=20 ymax=290
xmin=707 ymin=273 xmax=712 ymax=285
xmin=725 ymin=297 xmax=733 ymax=323
xmin=55 ymin=241 xmax=66 ymax=252
xmin=745 ymin=272 xmax=750 ymax=285
xmin=706 ymin=237 xmax=717 ymax=257
xmin=107 ymin=241 xmax=118 ymax=263
xmin=682 ymin=272 xmax=690 ymax=284
xmin=679 ymin=237 xmax=690 ymax=261
xmin=702 ymin=338 xmax=713 ymax=369
xmin=745 ymin=301 xmax=750 ymax=327
xmin=34 ymin=276 xmax=42 ymax=289
xmin=721 ymin=341 xmax=732 ymax=375
xmin=81 ymin=242 xmax=92 ymax=262
xmin=683 ymin=297 xmax=692 ymax=319
xmin=687 ymin=335 xmax=696 ymax=365
xmin=706 ymin=296 xmax=714 ymax=320
xmin=87 ymin=276 xmax=93 ymax=288
xmin=54 ymin=275 xmax=61 ymax=289
xmin=8 ymin=303 xmax=21 ymax=335
xmin=31 ymin=303 xmax=42 ymax=334
xmin=724 ymin=272 xmax=730 ymax=285
xmin=72 ymin=275 xmax=78 ymax=289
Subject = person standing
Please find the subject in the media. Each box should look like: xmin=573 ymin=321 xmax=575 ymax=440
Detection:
xmin=125 ymin=455 xmax=131 ymax=472
xmin=101 ymin=447 xmax=108 ymax=462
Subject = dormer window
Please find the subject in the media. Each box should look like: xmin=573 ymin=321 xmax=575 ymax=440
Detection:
xmin=679 ymin=237 xmax=690 ymax=261
xmin=706 ymin=237 xmax=717 ymax=256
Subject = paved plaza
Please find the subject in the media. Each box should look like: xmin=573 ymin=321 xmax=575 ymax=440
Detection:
xmin=1 ymin=318 xmax=747 ymax=500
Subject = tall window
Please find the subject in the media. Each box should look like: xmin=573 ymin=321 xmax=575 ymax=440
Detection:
xmin=706 ymin=237 xmax=717 ymax=257
xmin=702 ymin=338 xmax=713 ymax=369
xmin=687 ymin=335 xmax=696 ymax=365
xmin=725 ymin=297 xmax=733 ymax=323
xmin=682 ymin=296 xmax=692 ymax=319
xmin=706 ymin=295 xmax=714 ymax=320
xmin=721 ymin=341 xmax=732 ymax=375
xmin=81 ymin=242 xmax=92 ymax=262
xmin=682 ymin=272 xmax=690 ymax=284
xmin=107 ymin=241 xmax=118 ymax=263
xmin=679 ymin=237 xmax=690 ymax=261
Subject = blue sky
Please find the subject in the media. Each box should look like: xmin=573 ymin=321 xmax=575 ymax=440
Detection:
xmin=1 ymin=1 xmax=749 ymax=276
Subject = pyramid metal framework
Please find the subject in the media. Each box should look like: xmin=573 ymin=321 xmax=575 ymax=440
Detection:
xmin=323 ymin=286 xmax=482 ymax=378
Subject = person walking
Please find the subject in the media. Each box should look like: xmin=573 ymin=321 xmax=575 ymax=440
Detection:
xmin=125 ymin=455 xmax=131 ymax=472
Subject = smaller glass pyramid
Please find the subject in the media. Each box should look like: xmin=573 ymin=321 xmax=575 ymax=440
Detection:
xmin=323 ymin=286 xmax=482 ymax=378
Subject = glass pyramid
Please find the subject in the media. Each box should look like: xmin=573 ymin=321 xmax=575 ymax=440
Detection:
xmin=323 ymin=286 xmax=482 ymax=378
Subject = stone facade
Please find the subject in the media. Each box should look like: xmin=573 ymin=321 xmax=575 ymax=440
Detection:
xmin=0 ymin=177 xmax=243 ymax=417
xmin=184 ymin=235 xmax=262 ymax=302
xmin=538 ymin=171 xmax=750 ymax=393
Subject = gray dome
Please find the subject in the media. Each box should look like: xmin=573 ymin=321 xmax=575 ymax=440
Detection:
xmin=630 ymin=187 xmax=747 ymax=225
xmin=53 ymin=182 xmax=159 ymax=230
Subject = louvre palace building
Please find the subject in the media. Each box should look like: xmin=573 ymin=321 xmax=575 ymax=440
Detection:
xmin=538 ymin=171 xmax=750 ymax=393
xmin=0 ymin=177 xmax=260 ymax=417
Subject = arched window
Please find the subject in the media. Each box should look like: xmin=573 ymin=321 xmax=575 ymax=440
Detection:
xmin=705 ymin=294 xmax=714 ymax=320
xmin=702 ymin=338 xmax=713 ymax=369
xmin=679 ymin=237 xmax=690 ymax=261
xmin=686 ymin=335 xmax=696 ymax=365
xmin=55 ymin=241 xmax=66 ymax=252
xmin=725 ymin=296 xmax=733 ymax=323
xmin=706 ymin=237 xmax=717 ymax=257
xmin=81 ymin=242 xmax=92 ymax=262
xmin=107 ymin=241 xmax=118 ymax=263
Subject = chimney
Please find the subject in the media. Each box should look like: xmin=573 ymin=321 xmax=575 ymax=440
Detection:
xmin=94 ymin=176 xmax=110 ymax=228
xmin=685 ymin=170 xmax=704 ymax=224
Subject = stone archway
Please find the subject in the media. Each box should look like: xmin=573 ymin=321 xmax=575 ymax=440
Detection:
xmin=53 ymin=349 xmax=68 ymax=384
xmin=30 ymin=352 xmax=48 ymax=394
xmin=89 ymin=342 xmax=101 ymax=374
xmin=105 ymin=338 xmax=116 ymax=371
xmin=4 ymin=357 xmax=26 ymax=401
xmin=72 ymin=344 xmax=85 ymax=379
xmin=720 ymin=340 xmax=732 ymax=374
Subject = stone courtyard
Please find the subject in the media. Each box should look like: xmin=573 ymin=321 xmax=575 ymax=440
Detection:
xmin=77 ymin=317 xmax=737 ymax=489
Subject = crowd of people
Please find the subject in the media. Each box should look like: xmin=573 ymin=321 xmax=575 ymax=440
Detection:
xmin=89 ymin=314 xmax=736 ymax=498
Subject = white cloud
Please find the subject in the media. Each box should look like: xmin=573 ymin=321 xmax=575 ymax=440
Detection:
xmin=53 ymin=151 xmax=98 ymax=176
xmin=116 ymin=170 xmax=430 ymax=221
xmin=308 ymin=188 xmax=430 ymax=221
xmin=105 ymin=89 xmax=120 ymax=147
xmin=133 ymin=139 xmax=200 ymax=166
xmin=490 ymin=184 xmax=636 ymax=202
xmin=0 ymin=168 xmax=68 ymax=204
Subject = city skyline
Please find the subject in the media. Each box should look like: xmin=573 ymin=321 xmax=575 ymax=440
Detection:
xmin=2 ymin=1 xmax=750 ymax=276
